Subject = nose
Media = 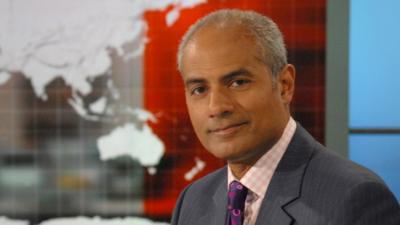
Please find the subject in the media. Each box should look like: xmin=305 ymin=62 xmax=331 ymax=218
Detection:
xmin=208 ymin=89 xmax=234 ymax=118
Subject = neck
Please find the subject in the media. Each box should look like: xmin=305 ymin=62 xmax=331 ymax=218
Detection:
xmin=228 ymin=162 xmax=252 ymax=180
xmin=227 ymin=150 xmax=263 ymax=179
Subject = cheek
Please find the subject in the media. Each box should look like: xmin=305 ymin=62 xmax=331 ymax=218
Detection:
xmin=187 ymin=104 xmax=205 ymax=134
xmin=242 ymin=95 xmax=280 ymax=129
xmin=251 ymin=97 xmax=286 ymax=135
xmin=240 ymin=93 xmax=273 ymax=117
xmin=187 ymin=103 xmax=214 ymax=149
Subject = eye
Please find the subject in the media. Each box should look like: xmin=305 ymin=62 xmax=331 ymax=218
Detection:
xmin=190 ymin=86 xmax=207 ymax=96
xmin=231 ymin=79 xmax=250 ymax=88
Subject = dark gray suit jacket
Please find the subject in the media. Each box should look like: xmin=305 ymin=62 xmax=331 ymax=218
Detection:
xmin=171 ymin=124 xmax=400 ymax=225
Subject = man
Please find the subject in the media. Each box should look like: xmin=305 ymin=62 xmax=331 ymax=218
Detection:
xmin=171 ymin=9 xmax=400 ymax=225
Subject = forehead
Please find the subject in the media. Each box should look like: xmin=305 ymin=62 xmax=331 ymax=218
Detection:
xmin=181 ymin=24 xmax=263 ymax=78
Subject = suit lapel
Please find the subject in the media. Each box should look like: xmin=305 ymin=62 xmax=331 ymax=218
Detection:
xmin=212 ymin=177 xmax=229 ymax=225
xmin=255 ymin=124 xmax=316 ymax=225
xmin=197 ymin=167 xmax=228 ymax=225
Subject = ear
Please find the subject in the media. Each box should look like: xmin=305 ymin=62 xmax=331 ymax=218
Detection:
xmin=278 ymin=64 xmax=296 ymax=105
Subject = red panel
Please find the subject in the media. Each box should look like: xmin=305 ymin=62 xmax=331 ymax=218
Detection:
xmin=143 ymin=0 xmax=326 ymax=218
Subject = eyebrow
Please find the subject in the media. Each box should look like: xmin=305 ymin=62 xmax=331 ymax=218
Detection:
xmin=220 ymin=68 xmax=252 ymax=84
xmin=184 ymin=77 xmax=205 ymax=87
xmin=184 ymin=68 xmax=252 ymax=87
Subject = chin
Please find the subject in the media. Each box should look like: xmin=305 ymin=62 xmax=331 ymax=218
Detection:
xmin=207 ymin=143 xmax=248 ymax=161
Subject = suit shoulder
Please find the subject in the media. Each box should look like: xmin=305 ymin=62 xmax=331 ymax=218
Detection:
xmin=306 ymin=143 xmax=387 ymax=189
xmin=171 ymin=167 xmax=227 ymax=225
xmin=296 ymin=142 xmax=399 ymax=224
xmin=185 ymin=166 xmax=227 ymax=193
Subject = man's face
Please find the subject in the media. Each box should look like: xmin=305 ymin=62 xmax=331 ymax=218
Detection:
xmin=181 ymin=25 xmax=294 ymax=164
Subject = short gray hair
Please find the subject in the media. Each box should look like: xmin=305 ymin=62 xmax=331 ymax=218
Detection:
xmin=177 ymin=9 xmax=287 ymax=78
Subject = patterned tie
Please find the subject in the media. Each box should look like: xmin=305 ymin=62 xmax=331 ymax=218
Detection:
xmin=226 ymin=180 xmax=248 ymax=225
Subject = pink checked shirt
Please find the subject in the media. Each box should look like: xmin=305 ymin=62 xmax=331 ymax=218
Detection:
xmin=227 ymin=117 xmax=297 ymax=225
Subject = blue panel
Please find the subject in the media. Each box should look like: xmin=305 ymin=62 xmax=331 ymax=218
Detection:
xmin=349 ymin=0 xmax=400 ymax=128
xmin=349 ymin=134 xmax=400 ymax=200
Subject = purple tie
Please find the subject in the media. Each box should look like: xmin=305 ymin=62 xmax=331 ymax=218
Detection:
xmin=226 ymin=181 xmax=248 ymax=225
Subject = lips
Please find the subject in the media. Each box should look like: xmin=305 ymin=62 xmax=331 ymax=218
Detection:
xmin=208 ymin=121 xmax=249 ymax=135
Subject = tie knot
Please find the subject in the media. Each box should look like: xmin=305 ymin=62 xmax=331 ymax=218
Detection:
xmin=228 ymin=181 xmax=248 ymax=211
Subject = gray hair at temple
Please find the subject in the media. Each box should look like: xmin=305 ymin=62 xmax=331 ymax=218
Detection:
xmin=177 ymin=9 xmax=288 ymax=78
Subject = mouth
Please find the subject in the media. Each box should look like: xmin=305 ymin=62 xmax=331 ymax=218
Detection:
xmin=208 ymin=121 xmax=249 ymax=136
